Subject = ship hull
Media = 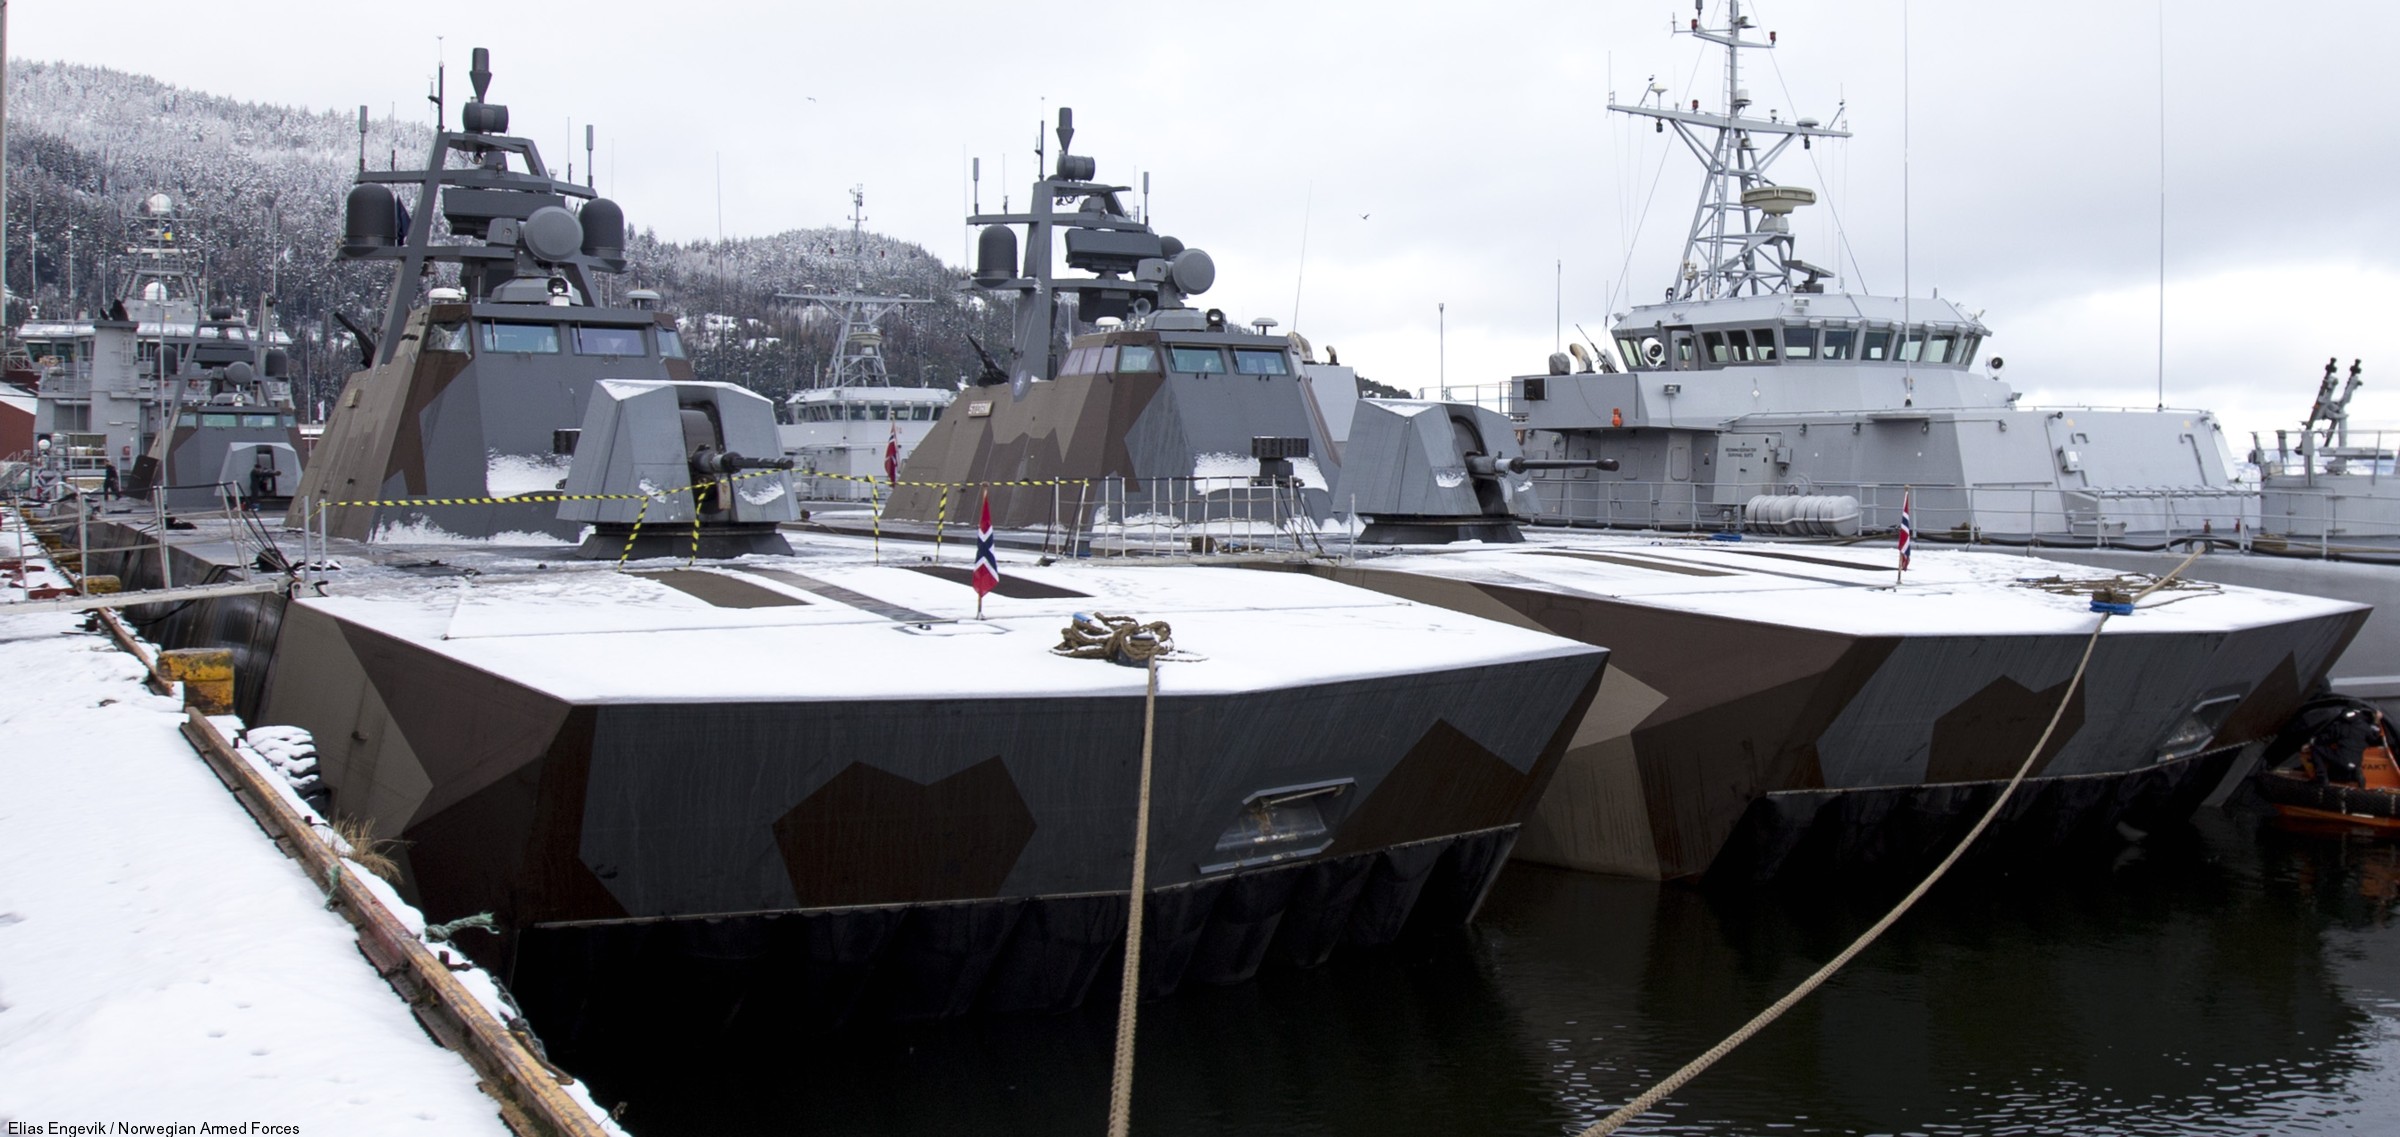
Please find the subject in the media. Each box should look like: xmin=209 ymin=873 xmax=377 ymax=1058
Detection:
xmin=250 ymin=582 xmax=1603 ymax=1025
xmin=1313 ymin=560 xmax=2363 ymax=881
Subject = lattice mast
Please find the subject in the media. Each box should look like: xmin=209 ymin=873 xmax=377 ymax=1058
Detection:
xmin=1609 ymin=0 xmax=1849 ymax=301
xmin=778 ymin=187 xmax=928 ymax=389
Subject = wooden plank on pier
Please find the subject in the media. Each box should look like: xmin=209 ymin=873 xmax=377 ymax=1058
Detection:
xmin=177 ymin=710 xmax=613 ymax=1137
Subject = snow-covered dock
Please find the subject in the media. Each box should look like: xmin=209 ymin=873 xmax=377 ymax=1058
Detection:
xmin=0 ymin=511 xmax=527 ymax=1132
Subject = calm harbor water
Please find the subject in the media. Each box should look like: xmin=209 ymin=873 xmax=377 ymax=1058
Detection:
xmin=578 ymin=800 xmax=2400 ymax=1136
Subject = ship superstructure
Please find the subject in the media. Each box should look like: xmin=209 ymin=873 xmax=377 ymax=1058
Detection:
xmin=290 ymin=48 xmax=675 ymax=542
xmin=1503 ymin=0 xmax=2241 ymax=542
xmin=887 ymin=109 xmax=1353 ymax=530
xmin=775 ymin=187 xmax=950 ymax=499
xmin=22 ymin=194 xmax=298 ymax=498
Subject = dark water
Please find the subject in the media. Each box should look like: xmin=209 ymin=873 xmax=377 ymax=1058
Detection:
xmin=577 ymin=803 xmax=2400 ymax=1136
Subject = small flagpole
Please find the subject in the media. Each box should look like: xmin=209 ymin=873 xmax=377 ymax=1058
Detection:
xmin=1895 ymin=485 xmax=1914 ymax=589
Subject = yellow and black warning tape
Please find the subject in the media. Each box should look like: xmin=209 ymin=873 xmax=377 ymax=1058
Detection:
xmin=320 ymin=471 xmax=1090 ymax=511
xmin=310 ymin=470 xmax=1099 ymax=570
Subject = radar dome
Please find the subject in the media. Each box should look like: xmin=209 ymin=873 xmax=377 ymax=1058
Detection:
xmin=522 ymin=206 xmax=584 ymax=263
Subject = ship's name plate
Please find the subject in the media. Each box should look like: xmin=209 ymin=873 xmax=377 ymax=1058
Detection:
xmin=967 ymin=401 xmax=994 ymax=418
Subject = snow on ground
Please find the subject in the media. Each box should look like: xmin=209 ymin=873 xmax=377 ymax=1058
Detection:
xmin=0 ymin=606 xmax=510 ymax=1131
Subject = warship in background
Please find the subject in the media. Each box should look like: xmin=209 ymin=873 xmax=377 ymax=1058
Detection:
xmin=1460 ymin=0 xmax=2400 ymax=714
xmin=888 ymin=108 xmax=1358 ymax=533
xmin=774 ymin=187 xmax=952 ymax=500
xmin=900 ymin=70 xmax=2366 ymax=885
xmin=64 ymin=50 xmax=1616 ymax=1050
xmin=20 ymin=193 xmax=301 ymax=506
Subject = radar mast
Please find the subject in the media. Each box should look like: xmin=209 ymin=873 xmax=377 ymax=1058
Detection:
xmin=1610 ymin=0 xmax=1849 ymax=300
xmin=778 ymin=187 xmax=929 ymax=389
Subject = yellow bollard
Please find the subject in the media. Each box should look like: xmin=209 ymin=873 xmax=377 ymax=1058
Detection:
xmin=158 ymin=648 xmax=235 ymax=714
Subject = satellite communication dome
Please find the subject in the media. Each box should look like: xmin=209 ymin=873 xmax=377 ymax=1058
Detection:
xmin=144 ymin=193 xmax=175 ymax=216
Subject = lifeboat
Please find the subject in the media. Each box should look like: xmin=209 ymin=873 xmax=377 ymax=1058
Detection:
xmin=2255 ymin=697 xmax=2400 ymax=833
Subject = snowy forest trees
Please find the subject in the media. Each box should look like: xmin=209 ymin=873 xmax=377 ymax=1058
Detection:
xmin=3 ymin=60 xmax=1007 ymax=412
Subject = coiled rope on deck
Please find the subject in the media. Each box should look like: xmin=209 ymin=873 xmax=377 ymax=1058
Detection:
xmin=1579 ymin=547 xmax=2210 ymax=1136
xmin=1053 ymin=612 xmax=1176 ymax=665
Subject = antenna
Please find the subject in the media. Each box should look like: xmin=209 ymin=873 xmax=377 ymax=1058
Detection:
xmin=585 ymin=124 xmax=595 ymax=189
xmin=431 ymin=37 xmax=446 ymax=129
xmin=468 ymin=47 xmax=492 ymax=103
xmin=356 ymin=105 xmax=368 ymax=172
xmin=1291 ymin=182 xmax=1313 ymax=333
xmin=1142 ymin=171 xmax=1150 ymax=224
xmin=972 ymin=156 xmax=981 ymax=213
xmin=1056 ymin=106 xmax=1075 ymax=156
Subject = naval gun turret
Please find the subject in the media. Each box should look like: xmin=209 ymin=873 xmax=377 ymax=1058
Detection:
xmin=293 ymin=48 xmax=684 ymax=544
xmin=1345 ymin=400 xmax=1613 ymax=544
xmin=558 ymin=380 xmax=799 ymax=558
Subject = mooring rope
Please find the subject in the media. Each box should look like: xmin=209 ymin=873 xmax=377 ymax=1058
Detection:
xmin=1579 ymin=547 xmax=2208 ymax=1136
xmin=1107 ymin=653 xmax=1161 ymax=1137
xmin=1050 ymin=612 xmax=1176 ymax=1136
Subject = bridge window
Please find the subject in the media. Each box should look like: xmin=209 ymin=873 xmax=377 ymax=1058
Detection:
xmin=1117 ymin=345 xmax=1160 ymax=373
xmin=1927 ymin=333 xmax=1956 ymax=364
xmin=1233 ymin=349 xmax=1291 ymax=376
xmin=481 ymin=322 xmax=560 ymax=354
xmin=1783 ymin=325 xmax=1817 ymax=359
xmin=1168 ymin=346 xmax=1228 ymax=374
xmin=428 ymin=320 xmax=471 ymax=353
xmin=912 ymin=405 xmax=935 ymax=421
xmin=1860 ymin=330 xmax=1893 ymax=361
xmin=574 ymin=326 xmax=646 ymax=357
xmin=1749 ymin=327 xmax=1779 ymax=361
xmin=1821 ymin=328 xmax=1854 ymax=359
xmin=1703 ymin=330 xmax=1730 ymax=363
xmin=658 ymin=329 xmax=687 ymax=359
xmin=1897 ymin=329 xmax=1926 ymax=362
xmin=1097 ymin=346 xmax=1118 ymax=372
xmin=1958 ymin=334 xmax=1981 ymax=366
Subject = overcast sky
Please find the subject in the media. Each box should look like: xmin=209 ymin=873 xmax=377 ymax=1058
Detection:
xmin=19 ymin=1 xmax=2400 ymax=446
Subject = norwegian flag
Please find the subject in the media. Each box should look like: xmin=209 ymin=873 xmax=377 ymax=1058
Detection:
xmin=972 ymin=489 xmax=999 ymax=617
xmin=1896 ymin=488 xmax=1915 ymax=577
xmin=883 ymin=415 xmax=901 ymax=484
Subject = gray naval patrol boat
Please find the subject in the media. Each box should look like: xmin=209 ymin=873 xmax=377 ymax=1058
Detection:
xmin=21 ymin=193 xmax=304 ymax=510
xmin=902 ymin=86 xmax=2367 ymax=886
xmin=75 ymin=51 xmax=1612 ymax=1047
xmin=1484 ymin=1 xmax=2400 ymax=717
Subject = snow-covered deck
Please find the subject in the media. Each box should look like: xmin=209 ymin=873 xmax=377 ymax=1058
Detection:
xmin=0 ymin=523 xmax=510 ymax=1129
xmin=288 ymin=536 xmax=1598 ymax=704
xmin=1362 ymin=530 xmax=2369 ymax=636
